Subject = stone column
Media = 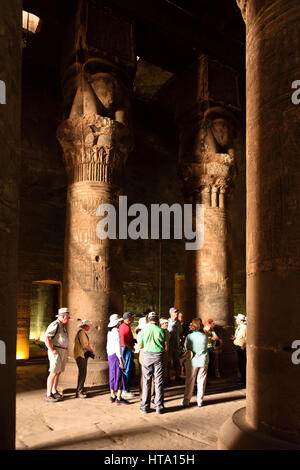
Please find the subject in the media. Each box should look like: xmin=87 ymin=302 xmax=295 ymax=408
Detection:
xmin=174 ymin=273 xmax=185 ymax=313
xmin=218 ymin=0 xmax=300 ymax=449
xmin=57 ymin=0 xmax=135 ymax=387
xmin=0 ymin=0 xmax=22 ymax=450
xmin=175 ymin=55 xmax=240 ymax=373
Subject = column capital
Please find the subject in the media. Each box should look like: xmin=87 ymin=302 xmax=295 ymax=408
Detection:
xmin=57 ymin=113 xmax=131 ymax=185
xmin=179 ymin=106 xmax=237 ymax=205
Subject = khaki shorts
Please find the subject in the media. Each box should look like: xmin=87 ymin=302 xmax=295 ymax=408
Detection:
xmin=48 ymin=348 xmax=68 ymax=373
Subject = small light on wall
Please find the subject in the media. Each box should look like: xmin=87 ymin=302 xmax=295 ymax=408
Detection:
xmin=22 ymin=11 xmax=41 ymax=48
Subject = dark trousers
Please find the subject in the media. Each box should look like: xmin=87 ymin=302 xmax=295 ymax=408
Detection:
xmin=235 ymin=346 xmax=246 ymax=384
xmin=76 ymin=356 xmax=88 ymax=392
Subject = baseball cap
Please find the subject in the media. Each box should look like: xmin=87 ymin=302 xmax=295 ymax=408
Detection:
xmin=148 ymin=311 xmax=158 ymax=321
xmin=123 ymin=312 xmax=135 ymax=320
xmin=169 ymin=307 xmax=179 ymax=315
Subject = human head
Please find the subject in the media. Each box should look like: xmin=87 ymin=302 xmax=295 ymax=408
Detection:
xmin=159 ymin=318 xmax=169 ymax=330
xmin=235 ymin=313 xmax=246 ymax=325
xmin=136 ymin=316 xmax=147 ymax=333
xmin=56 ymin=307 xmax=70 ymax=324
xmin=108 ymin=314 xmax=123 ymax=328
xmin=203 ymin=318 xmax=215 ymax=331
xmin=148 ymin=311 xmax=159 ymax=323
xmin=123 ymin=312 xmax=135 ymax=325
xmin=178 ymin=311 xmax=184 ymax=323
xmin=77 ymin=319 xmax=92 ymax=331
xmin=190 ymin=318 xmax=203 ymax=332
xmin=169 ymin=307 xmax=179 ymax=321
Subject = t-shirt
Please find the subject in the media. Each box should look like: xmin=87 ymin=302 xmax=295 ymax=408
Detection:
xmin=184 ymin=331 xmax=209 ymax=368
xmin=167 ymin=319 xmax=182 ymax=350
xmin=234 ymin=323 xmax=247 ymax=350
xmin=119 ymin=322 xmax=134 ymax=348
xmin=140 ymin=323 xmax=167 ymax=353
xmin=107 ymin=327 xmax=122 ymax=358
xmin=43 ymin=319 xmax=68 ymax=349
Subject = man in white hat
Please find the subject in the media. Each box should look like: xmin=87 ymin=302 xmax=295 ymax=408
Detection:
xmin=232 ymin=313 xmax=247 ymax=385
xmin=43 ymin=307 xmax=70 ymax=402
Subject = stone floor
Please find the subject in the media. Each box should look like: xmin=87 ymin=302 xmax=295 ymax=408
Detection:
xmin=16 ymin=361 xmax=246 ymax=451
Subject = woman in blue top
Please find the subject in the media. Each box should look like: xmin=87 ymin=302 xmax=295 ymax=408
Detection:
xmin=180 ymin=318 xmax=209 ymax=407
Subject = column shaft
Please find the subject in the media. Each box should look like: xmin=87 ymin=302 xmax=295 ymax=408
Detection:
xmin=219 ymin=0 xmax=300 ymax=449
xmin=246 ymin=0 xmax=300 ymax=443
xmin=0 ymin=1 xmax=22 ymax=450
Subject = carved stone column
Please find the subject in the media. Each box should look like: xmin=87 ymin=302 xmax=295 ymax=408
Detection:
xmin=57 ymin=0 xmax=135 ymax=387
xmin=174 ymin=273 xmax=185 ymax=313
xmin=0 ymin=0 xmax=22 ymax=450
xmin=180 ymin=107 xmax=236 ymax=327
xmin=218 ymin=0 xmax=300 ymax=449
xmin=175 ymin=55 xmax=240 ymax=374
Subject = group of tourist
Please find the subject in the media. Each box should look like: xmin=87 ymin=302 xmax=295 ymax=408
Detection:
xmin=43 ymin=307 xmax=247 ymax=412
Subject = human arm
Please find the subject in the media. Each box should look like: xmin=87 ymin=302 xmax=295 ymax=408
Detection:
xmin=44 ymin=335 xmax=57 ymax=355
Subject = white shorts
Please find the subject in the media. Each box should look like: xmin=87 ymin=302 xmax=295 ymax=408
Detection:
xmin=48 ymin=348 xmax=68 ymax=373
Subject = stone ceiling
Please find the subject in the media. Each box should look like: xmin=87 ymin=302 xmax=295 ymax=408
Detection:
xmin=22 ymin=0 xmax=245 ymax=103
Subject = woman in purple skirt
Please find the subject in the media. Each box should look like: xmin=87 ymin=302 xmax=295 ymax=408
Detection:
xmin=106 ymin=314 xmax=129 ymax=405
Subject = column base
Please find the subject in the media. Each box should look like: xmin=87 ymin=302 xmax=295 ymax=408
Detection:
xmin=218 ymin=407 xmax=300 ymax=450
xmin=60 ymin=360 xmax=109 ymax=392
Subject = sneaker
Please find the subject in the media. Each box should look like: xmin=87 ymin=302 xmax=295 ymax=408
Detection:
xmin=76 ymin=391 xmax=87 ymax=399
xmin=180 ymin=399 xmax=190 ymax=407
xmin=198 ymin=402 xmax=204 ymax=407
xmin=156 ymin=408 xmax=164 ymax=414
xmin=109 ymin=396 xmax=116 ymax=403
xmin=44 ymin=394 xmax=59 ymax=403
xmin=52 ymin=391 xmax=63 ymax=400
xmin=116 ymin=398 xmax=130 ymax=405
xmin=140 ymin=407 xmax=149 ymax=414
xmin=122 ymin=391 xmax=135 ymax=398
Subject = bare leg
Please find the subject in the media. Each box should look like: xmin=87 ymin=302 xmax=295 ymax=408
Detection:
xmin=47 ymin=372 xmax=57 ymax=396
xmin=51 ymin=373 xmax=60 ymax=394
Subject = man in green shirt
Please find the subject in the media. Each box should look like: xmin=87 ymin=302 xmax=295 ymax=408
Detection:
xmin=138 ymin=312 xmax=168 ymax=414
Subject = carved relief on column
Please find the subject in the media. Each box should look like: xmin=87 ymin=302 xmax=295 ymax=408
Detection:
xmin=57 ymin=112 xmax=131 ymax=186
xmin=236 ymin=0 xmax=248 ymax=22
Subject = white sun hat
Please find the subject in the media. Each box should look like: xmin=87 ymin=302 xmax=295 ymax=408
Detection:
xmin=108 ymin=314 xmax=123 ymax=328
xmin=77 ymin=319 xmax=92 ymax=328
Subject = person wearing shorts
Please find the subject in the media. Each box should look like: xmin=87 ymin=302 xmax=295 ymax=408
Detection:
xmin=44 ymin=307 xmax=70 ymax=402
